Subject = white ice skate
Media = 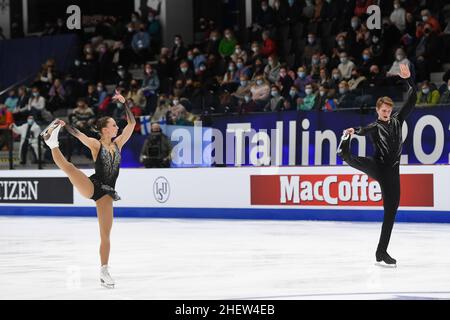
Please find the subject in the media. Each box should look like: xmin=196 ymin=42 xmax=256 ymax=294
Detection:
xmin=100 ymin=265 xmax=115 ymax=288
xmin=337 ymin=131 xmax=350 ymax=156
xmin=40 ymin=119 xmax=62 ymax=149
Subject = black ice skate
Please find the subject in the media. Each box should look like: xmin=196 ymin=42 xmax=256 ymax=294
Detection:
xmin=375 ymin=251 xmax=397 ymax=268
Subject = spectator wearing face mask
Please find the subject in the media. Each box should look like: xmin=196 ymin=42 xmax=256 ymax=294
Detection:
xmin=302 ymin=33 xmax=322 ymax=66
xmin=252 ymin=0 xmax=275 ymax=35
xmin=414 ymin=23 xmax=439 ymax=82
xmin=337 ymin=52 xmax=355 ymax=80
xmin=204 ymin=30 xmax=221 ymax=56
xmin=416 ymin=81 xmax=440 ymax=106
xmin=10 ymin=116 xmax=40 ymax=165
xmin=219 ymin=29 xmax=237 ymax=58
xmin=438 ymin=80 xmax=450 ymax=105
xmin=416 ymin=9 xmax=441 ymax=38
xmin=175 ymin=60 xmax=195 ymax=83
xmin=127 ymin=79 xmax=147 ymax=109
xmin=230 ymin=45 xmax=248 ymax=64
xmin=97 ymin=42 xmax=114 ymax=82
xmin=284 ymin=86 xmax=299 ymax=111
xmin=250 ymin=76 xmax=270 ymax=109
xmin=221 ymin=61 xmax=240 ymax=93
xmin=314 ymin=84 xmax=331 ymax=111
xmin=113 ymin=65 xmax=132 ymax=88
xmin=329 ymin=68 xmax=343 ymax=92
xmin=277 ymin=66 xmax=294 ymax=98
xmin=359 ymin=49 xmax=374 ymax=77
xmin=131 ymin=23 xmax=151 ymax=65
xmin=387 ymin=48 xmax=413 ymax=78
xmin=297 ymin=83 xmax=316 ymax=111
xmin=26 ymin=87 xmax=47 ymax=121
xmin=294 ymin=66 xmax=313 ymax=97
xmin=171 ymin=34 xmax=188 ymax=64
xmin=141 ymin=63 xmax=160 ymax=112
xmin=4 ymin=90 xmax=18 ymax=113
xmin=235 ymin=58 xmax=252 ymax=79
xmin=390 ymin=0 xmax=406 ymax=32
xmin=265 ymin=85 xmax=285 ymax=112
xmin=47 ymin=78 xmax=66 ymax=113
xmin=335 ymin=80 xmax=355 ymax=109
xmin=237 ymin=93 xmax=258 ymax=114
xmin=264 ymin=54 xmax=281 ymax=84
xmin=232 ymin=75 xmax=252 ymax=103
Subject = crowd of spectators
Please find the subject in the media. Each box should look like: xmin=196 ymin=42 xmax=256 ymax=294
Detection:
xmin=2 ymin=0 xmax=450 ymax=159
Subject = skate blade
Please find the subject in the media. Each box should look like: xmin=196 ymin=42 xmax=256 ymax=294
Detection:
xmin=40 ymin=119 xmax=61 ymax=139
xmin=100 ymin=280 xmax=115 ymax=289
xmin=375 ymin=262 xmax=397 ymax=268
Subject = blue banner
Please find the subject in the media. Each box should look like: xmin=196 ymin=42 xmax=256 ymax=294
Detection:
xmin=210 ymin=107 xmax=450 ymax=166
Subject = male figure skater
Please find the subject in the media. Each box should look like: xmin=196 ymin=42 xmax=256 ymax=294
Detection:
xmin=337 ymin=64 xmax=416 ymax=267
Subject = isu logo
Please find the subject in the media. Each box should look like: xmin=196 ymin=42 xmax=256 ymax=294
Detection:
xmin=251 ymin=174 xmax=434 ymax=207
xmin=153 ymin=177 xmax=170 ymax=203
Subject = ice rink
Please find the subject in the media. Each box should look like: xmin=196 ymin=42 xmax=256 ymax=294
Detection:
xmin=1 ymin=216 xmax=450 ymax=300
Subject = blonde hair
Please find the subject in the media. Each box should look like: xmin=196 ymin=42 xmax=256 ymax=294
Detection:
xmin=376 ymin=96 xmax=394 ymax=109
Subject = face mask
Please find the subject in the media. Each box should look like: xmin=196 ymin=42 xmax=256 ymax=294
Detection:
xmin=448 ymin=86 xmax=450 ymax=91
xmin=97 ymin=86 xmax=103 ymax=92
xmin=351 ymin=22 xmax=359 ymax=29
xmin=396 ymin=54 xmax=404 ymax=61
xmin=199 ymin=66 xmax=206 ymax=71
xmin=372 ymin=37 xmax=379 ymax=43
xmin=235 ymin=48 xmax=241 ymax=54
xmin=27 ymin=119 xmax=34 ymax=125
xmin=271 ymin=91 xmax=279 ymax=97
xmin=188 ymin=55 xmax=194 ymax=60
xmin=173 ymin=100 xmax=179 ymax=105
xmin=306 ymin=0 xmax=312 ymax=6
xmin=128 ymin=28 xmax=133 ymax=32
xmin=394 ymin=4 xmax=399 ymax=9
xmin=262 ymin=6 xmax=268 ymax=11
xmin=131 ymin=17 xmax=138 ymax=22
xmin=339 ymin=88 xmax=346 ymax=94
xmin=252 ymin=47 xmax=258 ymax=53
xmin=117 ymin=102 xmax=124 ymax=108
xmin=268 ymin=60 xmax=273 ymax=66
xmin=74 ymin=60 xmax=80 ymax=66
xmin=118 ymin=71 xmax=125 ymax=77
xmin=240 ymin=80 xmax=248 ymax=87
xmin=289 ymin=90 xmax=297 ymax=97
xmin=340 ymin=57 xmax=347 ymax=63
xmin=32 ymin=92 xmax=39 ymax=97
xmin=225 ymin=34 xmax=231 ymax=39
xmin=280 ymin=72 xmax=287 ymax=77
xmin=338 ymin=40 xmax=345 ymax=47
xmin=422 ymin=88 xmax=430 ymax=94
xmin=228 ymin=66 xmax=235 ymax=72
xmin=174 ymin=40 xmax=181 ymax=46
xmin=244 ymin=96 xmax=251 ymax=103
xmin=308 ymin=38 xmax=315 ymax=44
xmin=333 ymin=74 xmax=340 ymax=80
xmin=422 ymin=16 xmax=428 ymax=22
xmin=237 ymin=63 xmax=243 ymax=69
xmin=298 ymin=72 xmax=306 ymax=78
xmin=321 ymin=59 xmax=328 ymax=65
xmin=288 ymin=0 xmax=295 ymax=6
xmin=319 ymin=91 xmax=326 ymax=97
xmin=362 ymin=54 xmax=370 ymax=61
xmin=305 ymin=88 xmax=313 ymax=95
xmin=86 ymin=48 xmax=92 ymax=53
xmin=148 ymin=17 xmax=154 ymax=22
xmin=312 ymin=58 xmax=319 ymax=65
xmin=256 ymin=80 xmax=263 ymax=86
xmin=181 ymin=67 xmax=188 ymax=73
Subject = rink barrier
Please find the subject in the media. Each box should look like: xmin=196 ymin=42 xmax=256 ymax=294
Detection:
xmin=1 ymin=206 xmax=450 ymax=223
xmin=0 ymin=165 xmax=449 ymax=222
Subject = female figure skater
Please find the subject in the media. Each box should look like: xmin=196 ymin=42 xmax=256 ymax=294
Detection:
xmin=337 ymin=64 xmax=416 ymax=267
xmin=40 ymin=91 xmax=135 ymax=288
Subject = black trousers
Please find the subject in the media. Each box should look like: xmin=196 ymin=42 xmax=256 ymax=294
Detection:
xmin=340 ymin=139 xmax=400 ymax=254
